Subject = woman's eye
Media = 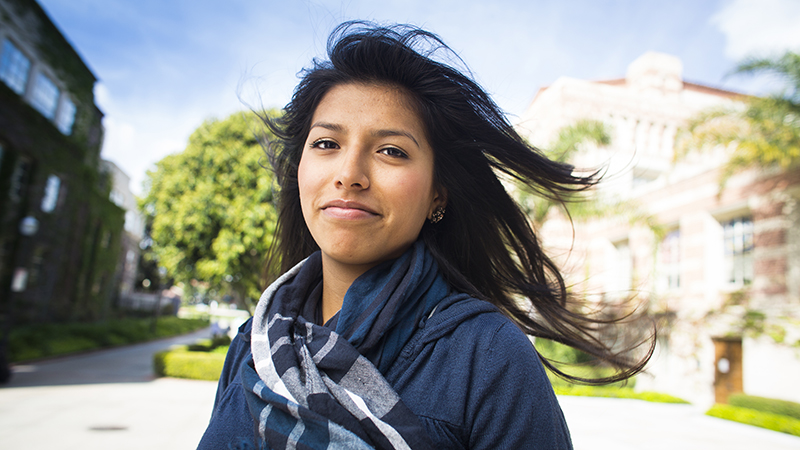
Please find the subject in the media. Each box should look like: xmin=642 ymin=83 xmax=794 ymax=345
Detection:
xmin=379 ymin=147 xmax=408 ymax=158
xmin=311 ymin=139 xmax=338 ymax=149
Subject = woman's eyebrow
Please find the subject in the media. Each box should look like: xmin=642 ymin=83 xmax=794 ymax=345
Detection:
xmin=372 ymin=129 xmax=419 ymax=147
xmin=309 ymin=121 xmax=345 ymax=133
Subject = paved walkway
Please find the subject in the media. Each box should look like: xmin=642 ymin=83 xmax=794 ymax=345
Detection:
xmin=1 ymin=329 xmax=799 ymax=450
xmin=4 ymin=327 xmax=213 ymax=387
xmin=0 ymin=328 xmax=218 ymax=450
xmin=559 ymin=396 xmax=800 ymax=450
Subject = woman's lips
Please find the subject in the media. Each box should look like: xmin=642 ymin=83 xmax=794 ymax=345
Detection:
xmin=321 ymin=200 xmax=379 ymax=220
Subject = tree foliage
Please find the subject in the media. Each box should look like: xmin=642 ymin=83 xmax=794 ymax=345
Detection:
xmin=141 ymin=111 xmax=277 ymax=309
xmin=678 ymin=51 xmax=800 ymax=182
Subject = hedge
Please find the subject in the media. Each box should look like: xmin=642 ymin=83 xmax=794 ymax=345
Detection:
xmin=728 ymin=394 xmax=800 ymax=421
xmin=707 ymin=403 xmax=800 ymax=437
xmin=153 ymin=336 xmax=231 ymax=381
xmin=536 ymin=338 xmax=638 ymax=388
xmin=554 ymin=385 xmax=689 ymax=404
xmin=154 ymin=347 xmax=226 ymax=381
xmin=8 ymin=317 xmax=209 ymax=362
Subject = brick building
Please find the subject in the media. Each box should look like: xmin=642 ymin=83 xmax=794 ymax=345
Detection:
xmin=517 ymin=51 xmax=800 ymax=406
xmin=0 ymin=0 xmax=124 ymax=324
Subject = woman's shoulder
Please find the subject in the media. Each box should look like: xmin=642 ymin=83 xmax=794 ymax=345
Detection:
xmin=416 ymin=294 xmax=533 ymax=352
xmin=418 ymin=296 xmax=550 ymax=395
xmin=215 ymin=317 xmax=254 ymax=392
xmin=389 ymin=295 xmax=572 ymax=449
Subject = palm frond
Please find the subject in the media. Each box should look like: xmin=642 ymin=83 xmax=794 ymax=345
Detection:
xmin=680 ymin=50 xmax=800 ymax=186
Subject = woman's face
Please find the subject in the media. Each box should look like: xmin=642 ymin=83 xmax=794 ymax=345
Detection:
xmin=298 ymin=83 xmax=445 ymax=274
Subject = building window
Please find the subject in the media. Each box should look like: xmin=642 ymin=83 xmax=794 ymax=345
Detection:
xmin=30 ymin=72 xmax=60 ymax=119
xmin=55 ymin=97 xmax=76 ymax=135
xmin=658 ymin=230 xmax=680 ymax=291
xmin=124 ymin=210 xmax=136 ymax=233
xmin=9 ymin=159 xmax=30 ymax=202
xmin=606 ymin=240 xmax=632 ymax=298
xmin=723 ymin=217 xmax=754 ymax=285
xmin=109 ymin=189 xmax=124 ymax=207
xmin=0 ymin=39 xmax=30 ymax=95
xmin=40 ymin=175 xmax=61 ymax=213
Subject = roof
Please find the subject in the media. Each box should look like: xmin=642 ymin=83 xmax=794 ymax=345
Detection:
xmin=528 ymin=76 xmax=747 ymax=108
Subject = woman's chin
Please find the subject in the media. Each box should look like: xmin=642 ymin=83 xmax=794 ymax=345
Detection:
xmin=319 ymin=243 xmax=410 ymax=272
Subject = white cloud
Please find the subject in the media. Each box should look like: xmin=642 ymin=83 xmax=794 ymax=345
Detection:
xmin=713 ymin=0 xmax=800 ymax=60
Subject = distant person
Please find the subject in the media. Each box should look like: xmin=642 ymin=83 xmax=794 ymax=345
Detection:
xmin=198 ymin=22 xmax=651 ymax=449
xmin=166 ymin=286 xmax=182 ymax=316
xmin=209 ymin=321 xmax=223 ymax=338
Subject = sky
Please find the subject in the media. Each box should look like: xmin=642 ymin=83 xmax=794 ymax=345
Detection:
xmin=34 ymin=0 xmax=800 ymax=195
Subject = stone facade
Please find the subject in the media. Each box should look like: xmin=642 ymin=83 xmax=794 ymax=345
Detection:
xmin=518 ymin=51 xmax=800 ymax=406
xmin=0 ymin=0 xmax=124 ymax=323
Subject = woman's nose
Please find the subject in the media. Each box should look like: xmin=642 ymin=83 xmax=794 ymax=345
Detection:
xmin=334 ymin=149 xmax=370 ymax=190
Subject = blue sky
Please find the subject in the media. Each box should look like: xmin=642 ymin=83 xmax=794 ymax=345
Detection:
xmin=35 ymin=0 xmax=800 ymax=194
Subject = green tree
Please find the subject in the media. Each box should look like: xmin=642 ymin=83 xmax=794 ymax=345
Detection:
xmin=679 ymin=51 xmax=800 ymax=183
xmin=141 ymin=111 xmax=277 ymax=310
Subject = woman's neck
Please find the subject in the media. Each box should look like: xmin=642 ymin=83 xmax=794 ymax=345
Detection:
xmin=319 ymin=255 xmax=376 ymax=323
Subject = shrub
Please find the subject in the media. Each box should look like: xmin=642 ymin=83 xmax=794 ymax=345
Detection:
xmin=535 ymin=338 xmax=635 ymax=388
xmin=8 ymin=317 xmax=209 ymax=362
xmin=707 ymin=404 xmax=800 ymax=437
xmin=186 ymin=334 xmax=232 ymax=352
xmin=545 ymin=365 xmax=636 ymax=388
xmin=187 ymin=340 xmax=214 ymax=352
xmin=535 ymin=338 xmax=593 ymax=364
xmin=212 ymin=334 xmax=233 ymax=347
xmin=154 ymin=345 xmax=227 ymax=381
xmin=728 ymin=394 xmax=800 ymax=421
xmin=47 ymin=336 xmax=97 ymax=355
xmin=554 ymin=385 xmax=689 ymax=404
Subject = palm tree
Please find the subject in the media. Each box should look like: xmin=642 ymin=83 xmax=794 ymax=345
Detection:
xmin=517 ymin=119 xmax=659 ymax=234
xmin=678 ymin=51 xmax=800 ymax=183
xmin=516 ymin=119 xmax=610 ymax=225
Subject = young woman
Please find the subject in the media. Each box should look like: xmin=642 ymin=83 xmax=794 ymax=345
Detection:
xmin=198 ymin=22 xmax=651 ymax=450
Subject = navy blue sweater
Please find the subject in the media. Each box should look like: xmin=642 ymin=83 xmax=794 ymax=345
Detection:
xmin=197 ymin=296 xmax=572 ymax=449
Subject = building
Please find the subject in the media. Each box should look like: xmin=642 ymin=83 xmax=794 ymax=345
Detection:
xmin=517 ymin=51 xmax=800 ymax=406
xmin=0 ymin=0 xmax=124 ymax=323
xmin=102 ymin=160 xmax=145 ymax=299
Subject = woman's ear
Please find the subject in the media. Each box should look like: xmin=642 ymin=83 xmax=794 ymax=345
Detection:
xmin=428 ymin=187 xmax=448 ymax=219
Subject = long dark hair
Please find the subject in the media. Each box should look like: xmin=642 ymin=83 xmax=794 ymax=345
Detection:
xmin=261 ymin=22 xmax=652 ymax=384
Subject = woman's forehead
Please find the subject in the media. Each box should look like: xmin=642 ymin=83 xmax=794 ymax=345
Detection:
xmin=309 ymin=83 xmax=427 ymax=138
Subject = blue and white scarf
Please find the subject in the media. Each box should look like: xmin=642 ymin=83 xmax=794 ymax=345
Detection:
xmin=241 ymin=241 xmax=452 ymax=449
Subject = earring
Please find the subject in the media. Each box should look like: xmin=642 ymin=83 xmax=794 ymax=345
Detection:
xmin=429 ymin=206 xmax=445 ymax=223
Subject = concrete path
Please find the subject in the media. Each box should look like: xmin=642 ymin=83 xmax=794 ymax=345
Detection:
xmin=560 ymin=395 xmax=800 ymax=450
xmin=1 ymin=377 xmax=217 ymax=450
xmin=1 ymin=329 xmax=799 ymax=450
xmin=4 ymin=327 xmax=213 ymax=387
xmin=0 ymin=328 xmax=218 ymax=450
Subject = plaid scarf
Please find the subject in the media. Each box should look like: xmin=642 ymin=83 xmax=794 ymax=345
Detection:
xmin=242 ymin=241 xmax=449 ymax=449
